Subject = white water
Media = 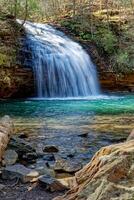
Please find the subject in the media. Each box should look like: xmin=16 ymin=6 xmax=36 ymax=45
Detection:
xmin=18 ymin=20 xmax=100 ymax=98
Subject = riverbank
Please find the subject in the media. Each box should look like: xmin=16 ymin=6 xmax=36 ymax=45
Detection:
xmin=0 ymin=115 xmax=134 ymax=200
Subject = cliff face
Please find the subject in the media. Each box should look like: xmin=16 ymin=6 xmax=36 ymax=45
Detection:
xmin=100 ymin=72 xmax=134 ymax=92
xmin=0 ymin=67 xmax=34 ymax=99
xmin=0 ymin=17 xmax=34 ymax=99
xmin=55 ymin=139 xmax=134 ymax=200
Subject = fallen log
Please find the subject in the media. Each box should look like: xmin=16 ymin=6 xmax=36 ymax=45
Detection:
xmin=0 ymin=116 xmax=13 ymax=162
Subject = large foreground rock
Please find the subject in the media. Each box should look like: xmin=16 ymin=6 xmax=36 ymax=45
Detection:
xmin=0 ymin=116 xmax=13 ymax=162
xmin=39 ymin=175 xmax=67 ymax=192
xmin=55 ymin=140 xmax=134 ymax=200
xmin=2 ymin=164 xmax=39 ymax=183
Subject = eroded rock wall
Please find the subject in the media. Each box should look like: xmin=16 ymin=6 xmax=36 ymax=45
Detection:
xmin=55 ymin=140 xmax=134 ymax=200
xmin=0 ymin=17 xmax=34 ymax=99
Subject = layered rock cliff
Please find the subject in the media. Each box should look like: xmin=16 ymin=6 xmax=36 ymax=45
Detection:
xmin=55 ymin=139 xmax=134 ymax=200
xmin=0 ymin=16 xmax=34 ymax=99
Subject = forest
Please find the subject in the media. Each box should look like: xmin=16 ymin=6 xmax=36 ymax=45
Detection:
xmin=0 ymin=1 xmax=134 ymax=200
xmin=0 ymin=0 xmax=134 ymax=72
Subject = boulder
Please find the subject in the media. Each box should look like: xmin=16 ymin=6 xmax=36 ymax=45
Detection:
xmin=43 ymin=145 xmax=59 ymax=153
xmin=35 ymin=163 xmax=55 ymax=177
xmin=0 ymin=116 xmax=13 ymax=162
xmin=2 ymin=164 xmax=39 ymax=183
xmin=39 ymin=174 xmax=67 ymax=192
xmin=3 ymin=149 xmax=18 ymax=165
xmin=54 ymin=140 xmax=134 ymax=200
xmin=54 ymin=157 xmax=82 ymax=173
xmin=9 ymin=136 xmax=35 ymax=154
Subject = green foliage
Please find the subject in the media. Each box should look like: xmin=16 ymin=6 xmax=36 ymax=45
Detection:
xmin=116 ymin=51 xmax=129 ymax=65
xmin=60 ymin=20 xmax=80 ymax=33
xmin=113 ymin=50 xmax=131 ymax=73
xmin=79 ymin=32 xmax=92 ymax=40
xmin=93 ymin=28 xmax=118 ymax=54
xmin=0 ymin=0 xmax=133 ymax=74
xmin=0 ymin=53 xmax=10 ymax=66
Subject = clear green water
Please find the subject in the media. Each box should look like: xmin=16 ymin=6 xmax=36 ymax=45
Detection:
xmin=0 ymin=95 xmax=134 ymax=133
xmin=0 ymin=94 xmax=134 ymax=165
xmin=0 ymin=95 xmax=134 ymax=116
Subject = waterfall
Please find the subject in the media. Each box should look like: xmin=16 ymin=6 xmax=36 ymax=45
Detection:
xmin=18 ymin=20 xmax=100 ymax=98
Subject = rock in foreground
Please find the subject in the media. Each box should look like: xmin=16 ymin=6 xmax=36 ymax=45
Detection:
xmin=54 ymin=140 xmax=134 ymax=200
xmin=3 ymin=149 xmax=18 ymax=165
xmin=2 ymin=164 xmax=39 ymax=183
xmin=39 ymin=175 xmax=67 ymax=192
xmin=0 ymin=116 xmax=13 ymax=162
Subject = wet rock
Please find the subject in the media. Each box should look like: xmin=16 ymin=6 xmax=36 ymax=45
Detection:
xmin=18 ymin=132 xmax=28 ymax=139
xmin=54 ymin=158 xmax=82 ymax=173
xmin=9 ymin=137 xmax=36 ymax=160
xmin=39 ymin=174 xmax=67 ymax=192
xmin=78 ymin=132 xmax=88 ymax=137
xmin=35 ymin=143 xmax=44 ymax=157
xmin=22 ymin=152 xmax=38 ymax=163
xmin=36 ymin=165 xmax=55 ymax=177
xmin=0 ymin=183 xmax=5 ymax=190
xmin=43 ymin=153 xmax=55 ymax=161
xmin=2 ymin=164 xmax=39 ymax=183
xmin=55 ymin=140 xmax=134 ymax=200
xmin=3 ymin=149 xmax=18 ymax=165
xmin=43 ymin=145 xmax=59 ymax=153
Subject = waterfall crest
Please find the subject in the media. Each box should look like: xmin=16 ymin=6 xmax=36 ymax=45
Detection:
xmin=18 ymin=20 xmax=100 ymax=98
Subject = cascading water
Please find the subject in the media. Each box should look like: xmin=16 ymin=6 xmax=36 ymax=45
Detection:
xmin=18 ymin=20 xmax=100 ymax=98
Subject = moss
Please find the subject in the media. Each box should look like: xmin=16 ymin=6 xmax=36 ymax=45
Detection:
xmin=0 ymin=53 xmax=11 ymax=66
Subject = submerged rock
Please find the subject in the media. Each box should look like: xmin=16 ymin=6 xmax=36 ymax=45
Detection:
xmin=43 ymin=145 xmax=59 ymax=153
xmin=43 ymin=153 xmax=55 ymax=161
xmin=22 ymin=152 xmax=38 ymax=163
xmin=39 ymin=174 xmax=67 ymax=192
xmin=78 ymin=132 xmax=88 ymax=138
xmin=9 ymin=137 xmax=35 ymax=154
xmin=0 ymin=183 xmax=5 ymax=190
xmin=54 ymin=140 xmax=134 ymax=200
xmin=2 ymin=164 xmax=39 ymax=183
xmin=9 ymin=137 xmax=37 ymax=163
xmin=3 ymin=149 xmax=18 ymax=165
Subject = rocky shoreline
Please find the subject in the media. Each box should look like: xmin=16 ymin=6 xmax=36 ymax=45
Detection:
xmin=0 ymin=116 xmax=133 ymax=200
xmin=55 ymin=136 xmax=134 ymax=200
